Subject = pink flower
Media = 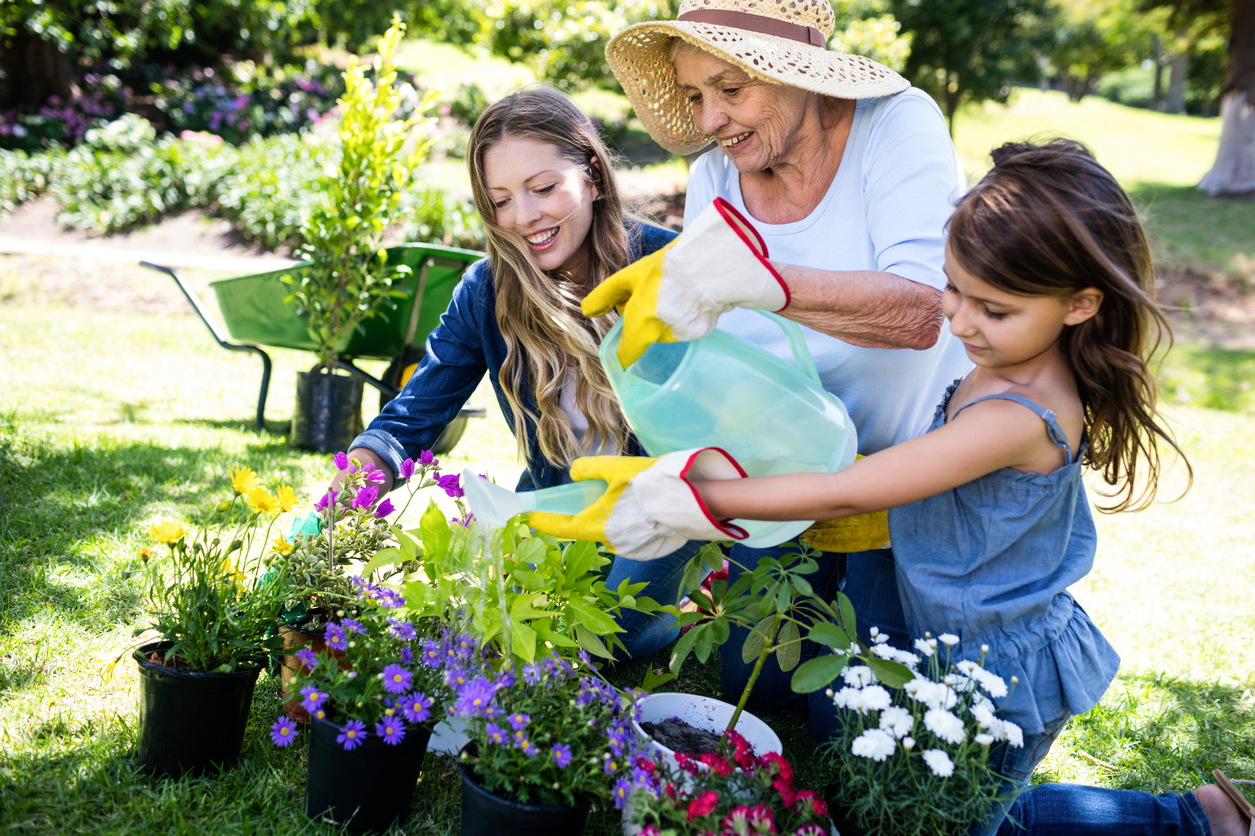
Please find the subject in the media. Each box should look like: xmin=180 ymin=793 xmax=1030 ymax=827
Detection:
xmin=686 ymin=790 xmax=719 ymax=822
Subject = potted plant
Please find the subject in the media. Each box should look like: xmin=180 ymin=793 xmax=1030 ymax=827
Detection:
xmin=820 ymin=632 xmax=1026 ymax=836
xmin=448 ymin=650 xmax=658 ymax=836
xmin=639 ymin=543 xmax=913 ymax=764
xmin=282 ymin=17 xmax=438 ymax=452
xmin=133 ymin=466 xmax=298 ymax=776
xmin=625 ymin=729 xmax=832 ymax=836
xmin=269 ymin=580 xmax=456 ymax=833
xmin=268 ymin=448 xmax=446 ymax=721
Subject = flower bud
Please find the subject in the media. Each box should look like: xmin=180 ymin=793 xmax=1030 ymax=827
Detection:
xmin=903 ymin=737 xmax=915 ymax=750
xmin=981 ymin=644 xmax=990 ymax=654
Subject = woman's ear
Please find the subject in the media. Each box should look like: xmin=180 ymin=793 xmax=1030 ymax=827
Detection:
xmin=1064 ymin=287 xmax=1103 ymax=325
xmin=589 ymin=158 xmax=603 ymax=200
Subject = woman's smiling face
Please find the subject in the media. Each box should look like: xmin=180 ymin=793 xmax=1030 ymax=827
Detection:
xmin=482 ymin=134 xmax=599 ymax=279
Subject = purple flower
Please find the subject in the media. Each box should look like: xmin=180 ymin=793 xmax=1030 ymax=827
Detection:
xmin=515 ymin=733 xmax=537 ymax=757
xmin=608 ymin=726 xmax=630 ymax=757
xmin=419 ymin=450 xmax=437 ymax=467
xmin=325 ymin=622 xmax=347 ymax=651
xmin=522 ymin=663 xmax=544 ymax=686
xmin=351 ymin=486 xmax=378 ymax=510
xmin=422 ymin=640 xmax=442 ymax=666
xmin=604 ymin=758 xmax=620 ymax=775
xmin=399 ymin=647 xmax=413 ymax=664
xmin=333 ymin=451 xmax=349 ymax=471
xmin=378 ymin=588 xmax=405 ymax=609
xmin=507 ymin=712 xmax=530 ymax=732
xmin=381 ymin=664 xmax=412 ymax=694
xmin=486 ymin=723 xmax=508 ymax=746
xmin=337 ymin=720 xmax=367 ymax=750
xmin=270 ymin=716 xmax=298 ymax=747
xmin=233 ymin=95 xmax=249 ymax=110
xmin=454 ymin=677 xmax=496 ymax=716
xmin=436 ymin=473 xmax=463 ymax=499
xmin=613 ymin=778 xmax=632 ymax=809
xmin=551 ymin=743 xmax=572 ymax=768
xmin=399 ymin=458 xmax=416 ymax=480
xmin=388 ymin=618 xmax=417 ymax=640
xmin=300 ymin=687 xmax=328 ymax=712
xmin=374 ymin=498 xmax=395 ymax=518
xmin=341 ymin=618 xmax=365 ymax=635
xmin=400 ymin=692 xmax=433 ymax=724
xmin=376 ymin=715 xmax=406 ymax=745
xmin=362 ymin=464 xmax=386 ymax=485
xmin=294 ymin=648 xmax=318 ymax=668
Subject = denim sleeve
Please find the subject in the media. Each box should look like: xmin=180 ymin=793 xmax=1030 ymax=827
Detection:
xmin=349 ymin=260 xmax=493 ymax=484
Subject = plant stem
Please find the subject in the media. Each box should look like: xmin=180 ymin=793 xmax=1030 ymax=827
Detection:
xmin=728 ymin=613 xmax=779 ymax=732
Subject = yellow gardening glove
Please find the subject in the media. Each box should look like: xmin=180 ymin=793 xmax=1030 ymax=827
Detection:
xmin=799 ymin=457 xmax=890 ymax=553
xmin=530 ymin=449 xmax=749 ymax=561
xmin=583 ymin=198 xmax=789 ymax=368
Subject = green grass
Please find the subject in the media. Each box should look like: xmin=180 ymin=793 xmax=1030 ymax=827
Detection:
xmin=2 ymin=296 xmax=1253 ymax=832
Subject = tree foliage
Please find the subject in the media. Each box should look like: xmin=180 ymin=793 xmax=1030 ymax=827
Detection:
xmin=1046 ymin=0 xmax=1152 ymax=102
xmin=887 ymin=0 xmax=1049 ymax=133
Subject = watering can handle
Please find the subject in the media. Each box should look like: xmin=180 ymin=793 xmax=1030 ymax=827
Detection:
xmin=752 ymin=310 xmax=822 ymax=387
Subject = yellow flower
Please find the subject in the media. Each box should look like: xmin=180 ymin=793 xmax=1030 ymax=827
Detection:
xmin=246 ymin=486 xmax=280 ymax=516
xmin=230 ymin=466 xmax=263 ymax=496
xmin=271 ymin=534 xmax=294 ymax=557
xmin=150 ymin=521 xmax=187 ymax=544
xmin=138 ymin=546 xmax=155 ymax=562
xmin=275 ymin=485 xmax=301 ymax=513
xmin=219 ymin=558 xmax=246 ymax=592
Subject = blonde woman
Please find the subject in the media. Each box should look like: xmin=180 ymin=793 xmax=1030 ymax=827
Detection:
xmin=344 ymin=87 xmax=697 ymax=658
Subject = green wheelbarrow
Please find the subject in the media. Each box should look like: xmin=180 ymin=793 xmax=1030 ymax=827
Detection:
xmin=143 ymin=242 xmax=488 ymax=455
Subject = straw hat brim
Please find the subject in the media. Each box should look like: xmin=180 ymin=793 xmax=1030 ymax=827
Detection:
xmin=607 ymin=21 xmax=909 ymax=155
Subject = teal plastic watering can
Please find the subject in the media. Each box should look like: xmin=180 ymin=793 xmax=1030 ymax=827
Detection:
xmin=464 ymin=312 xmax=857 ymax=546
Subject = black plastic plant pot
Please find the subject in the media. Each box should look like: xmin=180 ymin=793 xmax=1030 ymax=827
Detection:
xmin=133 ymin=641 xmax=262 ymax=777
xmin=824 ymin=785 xmax=870 ymax=836
xmin=291 ymin=369 xmax=363 ymax=453
xmin=305 ymin=717 xmax=433 ymax=833
xmin=457 ymin=747 xmax=592 ymax=836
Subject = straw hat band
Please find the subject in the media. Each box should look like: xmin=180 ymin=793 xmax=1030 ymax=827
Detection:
xmin=675 ymin=9 xmax=825 ymax=48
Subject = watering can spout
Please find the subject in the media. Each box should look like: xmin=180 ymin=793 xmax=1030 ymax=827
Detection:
xmin=462 ymin=469 xmax=609 ymax=531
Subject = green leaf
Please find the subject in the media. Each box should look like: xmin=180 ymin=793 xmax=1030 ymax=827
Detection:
xmin=567 ymin=601 xmax=619 ymax=635
xmin=808 ymin=622 xmax=852 ymax=651
xmin=836 ymin=590 xmax=858 ymax=638
xmin=695 ymin=626 xmax=714 ymax=663
xmin=574 ymin=624 xmax=612 ymax=659
xmin=419 ymin=501 xmax=451 ymax=560
xmin=790 ymin=654 xmax=849 ymax=694
xmin=515 ymin=536 xmax=547 ymax=567
xmin=640 ymin=667 xmax=676 ymax=693
xmin=510 ymin=620 xmax=537 ymax=662
xmin=360 ymin=547 xmax=407 ymax=576
xmin=775 ymin=620 xmax=801 ymax=672
xmin=563 ymin=540 xmax=599 ymax=577
xmin=866 ymin=657 xmax=914 ymax=689
xmin=669 ymin=626 xmax=701 ymax=675
xmin=741 ymin=615 xmax=774 ymax=663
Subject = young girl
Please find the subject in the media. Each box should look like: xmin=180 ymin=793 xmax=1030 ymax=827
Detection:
xmin=343 ymin=86 xmax=701 ymax=659
xmin=532 ymin=140 xmax=1250 ymax=836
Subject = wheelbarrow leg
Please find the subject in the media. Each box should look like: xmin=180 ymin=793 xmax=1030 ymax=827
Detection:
xmin=141 ymin=261 xmax=273 ymax=432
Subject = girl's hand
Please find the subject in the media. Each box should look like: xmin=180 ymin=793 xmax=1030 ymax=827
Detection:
xmin=529 ymin=449 xmax=749 ymax=560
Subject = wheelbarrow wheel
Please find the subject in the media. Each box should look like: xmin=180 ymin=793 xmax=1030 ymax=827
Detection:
xmin=379 ymin=346 xmax=470 ymax=456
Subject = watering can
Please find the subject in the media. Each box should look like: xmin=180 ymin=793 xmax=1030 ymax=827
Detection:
xmin=464 ymin=312 xmax=857 ymax=547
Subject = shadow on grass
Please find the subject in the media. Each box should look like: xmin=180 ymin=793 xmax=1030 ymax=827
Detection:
xmin=0 ymin=424 xmax=313 ymax=634
xmin=1039 ymin=671 xmax=1255 ymax=793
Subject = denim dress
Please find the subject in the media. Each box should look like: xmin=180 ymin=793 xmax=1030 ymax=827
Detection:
xmin=887 ymin=380 xmax=1121 ymax=737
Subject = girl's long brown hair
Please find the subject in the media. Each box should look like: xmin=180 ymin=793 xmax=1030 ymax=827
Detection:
xmin=467 ymin=87 xmax=632 ymax=469
xmin=948 ymin=139 xmax=1191 ymax=512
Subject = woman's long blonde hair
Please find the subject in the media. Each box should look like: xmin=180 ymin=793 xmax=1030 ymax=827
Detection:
xmin=467 ymin=87 xmax=632 ymax=469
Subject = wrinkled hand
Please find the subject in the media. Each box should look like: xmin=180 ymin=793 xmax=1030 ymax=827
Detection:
xmin=583 ymin=197 xmax=789 ymax=368
xmin=529 ymin=449 xmax=749 ymax=561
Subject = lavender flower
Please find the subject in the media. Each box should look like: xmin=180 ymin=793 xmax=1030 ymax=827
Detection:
xmin=270 ymin=716 xmax=298 ymax=747
xmin=507 ymin=712 xmax=530 ymax=731
xmin=551 ymin=743 xmax=572 ymax=768
xmin=455 ymin=677 xmax=497 ymax=716
xmin=522 ymin=663 xmax=544 ymax=686
xmin=337 ymin=720 xmax=366 ymax=750
xmin=376 ymin=715 xmax=406 ymax=745
xmin=612 ymin=778 xmax=632 ymax=809
xmin=381 ymin=664 xmax=412 ymax=694
xmin=399 ymin=647 xmax=413 ymax=665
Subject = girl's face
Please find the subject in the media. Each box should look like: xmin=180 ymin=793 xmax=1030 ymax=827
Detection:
xmin=483 ymin=134 xmax=599 ymax=279
xmin=673 ymin=50 xmax=811 ymax=174
xmin=942 ymin=243 xmax=1102 ymax=370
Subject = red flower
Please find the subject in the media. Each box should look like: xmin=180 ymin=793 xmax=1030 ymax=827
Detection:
xmin=773 ymin=775 xmax=796 ymax=808
xmin=793 ymin=825 xmax=827 ymax=836
xmin=759 ymin=751 xmax=794 ymax=784
xmin=686 ymin=790 xmax=720 ymax=822
xmin=699 ymin=751 xmax=733 ymax=776
xmin=747 ymin=804 xmax=777 ymax=834
xmin=676 ymin=751 xmax=702 ymax=775
xmin=724 ymin=729 xmax=756 ymax=768
xmin=792 ymin=789 xmax=827 ymax=817
xmin=635 ymin=755 xmax=657 ymax=774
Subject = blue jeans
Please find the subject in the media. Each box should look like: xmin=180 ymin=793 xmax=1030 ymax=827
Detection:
xmin=605 ymin=539 xmax=704 ymax=661
xmin=719 ymin=545 xmax=911 ymax=744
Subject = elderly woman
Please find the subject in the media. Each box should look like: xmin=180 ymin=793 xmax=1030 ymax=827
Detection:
xmin=546 ymin=0 xmax=973 ymax=733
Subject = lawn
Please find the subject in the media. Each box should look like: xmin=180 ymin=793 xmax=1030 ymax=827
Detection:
xmin=2 ymin=49 xmax=1254 ymax=836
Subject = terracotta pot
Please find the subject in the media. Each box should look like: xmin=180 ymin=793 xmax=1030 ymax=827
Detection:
xmin=278 ymin=625 xmax=345 ymax=723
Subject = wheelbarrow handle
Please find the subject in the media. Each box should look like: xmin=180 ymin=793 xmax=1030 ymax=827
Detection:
xmin=141 ymin=261 xmax=273 ymax=433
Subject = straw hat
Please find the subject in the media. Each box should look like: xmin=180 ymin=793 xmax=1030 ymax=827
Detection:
xmin=607 ymin=0 xmax=910 ymax=155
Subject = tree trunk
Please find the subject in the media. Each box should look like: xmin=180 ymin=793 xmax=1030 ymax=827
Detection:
xmin=1198 ymin=0 xmax=1255 ymax=195
xmin=1152 ymin=36 xmax=1165 ymax=109
xmin=1165 ymin=50 xmax=1189 ymax=114
xmin=0 ymin=30 xmax=73 ymax=109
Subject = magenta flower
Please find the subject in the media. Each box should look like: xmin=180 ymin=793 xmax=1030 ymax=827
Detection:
xmin=381 ymin=664 xmax=412 ymax=694
xmin=436 ymin=473 xmax=463 ymax=499
xmin=337 ymin=720 xmax=366 ymax=750
xmin=399 ymin=458 xmax=416 ymax=480
xmin=419 ymin=450 xmax=437 ymax=467
xmin=333 ymin=451 xmax=349 ymax=471
xmin=375 ymin=715 xmax=406 ymax=746
xmin=375 ymin=498 xmax=395 ymax=518
xmin=270 ymin=716 xmax=298 ymax=747
xmin=362 ymin=464 xmax=386 ymax=485
xmin=351 ymin=486 xmax=378 ymax=510
xmin=314 ymin=488 xmax=338 ymax=513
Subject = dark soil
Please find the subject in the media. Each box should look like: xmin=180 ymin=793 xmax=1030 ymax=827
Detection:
xmin=642 ymin=718 xmax=724 ymax=756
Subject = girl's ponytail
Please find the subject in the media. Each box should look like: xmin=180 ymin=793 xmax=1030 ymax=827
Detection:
xmin=949 ymin=139 xmax=1191 ymax=512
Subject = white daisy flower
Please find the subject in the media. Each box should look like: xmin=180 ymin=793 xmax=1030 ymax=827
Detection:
xmin=938 ymin=633 xmax=960 ymax=647
xmin=842 ymin=666 xmax=877 ymax=689
xmin=851 ymin=728 xmax=896 ymax=762
xmin=904 ymin=679 xmax=958 ymax=711
xmin=859 ymin=685 xmax=892 ymax=712
xmin=975 ymin=733 xmax=995 ymax=746
xmin=924 ymin=707 xmax=967 ymax=745
xmin=914 ymin=638 xmax=935 ymax=657
xmin=879 ymin=706 xmax=915 ymax=738
xmin=923 ymin=748 xmax=955 ymax=778
xmin=1003 ymin=720 xmax=1024 ymax=748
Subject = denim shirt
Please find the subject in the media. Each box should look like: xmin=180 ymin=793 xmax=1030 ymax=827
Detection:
xmin=887 ymin=380 xmax=1121 ymax=735
xmin=349 ymin=220 xmax=677 ymax=491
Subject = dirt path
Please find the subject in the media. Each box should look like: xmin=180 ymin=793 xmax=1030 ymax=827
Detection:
xmin=2 ymin=195 xmax=1253 ymax=350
